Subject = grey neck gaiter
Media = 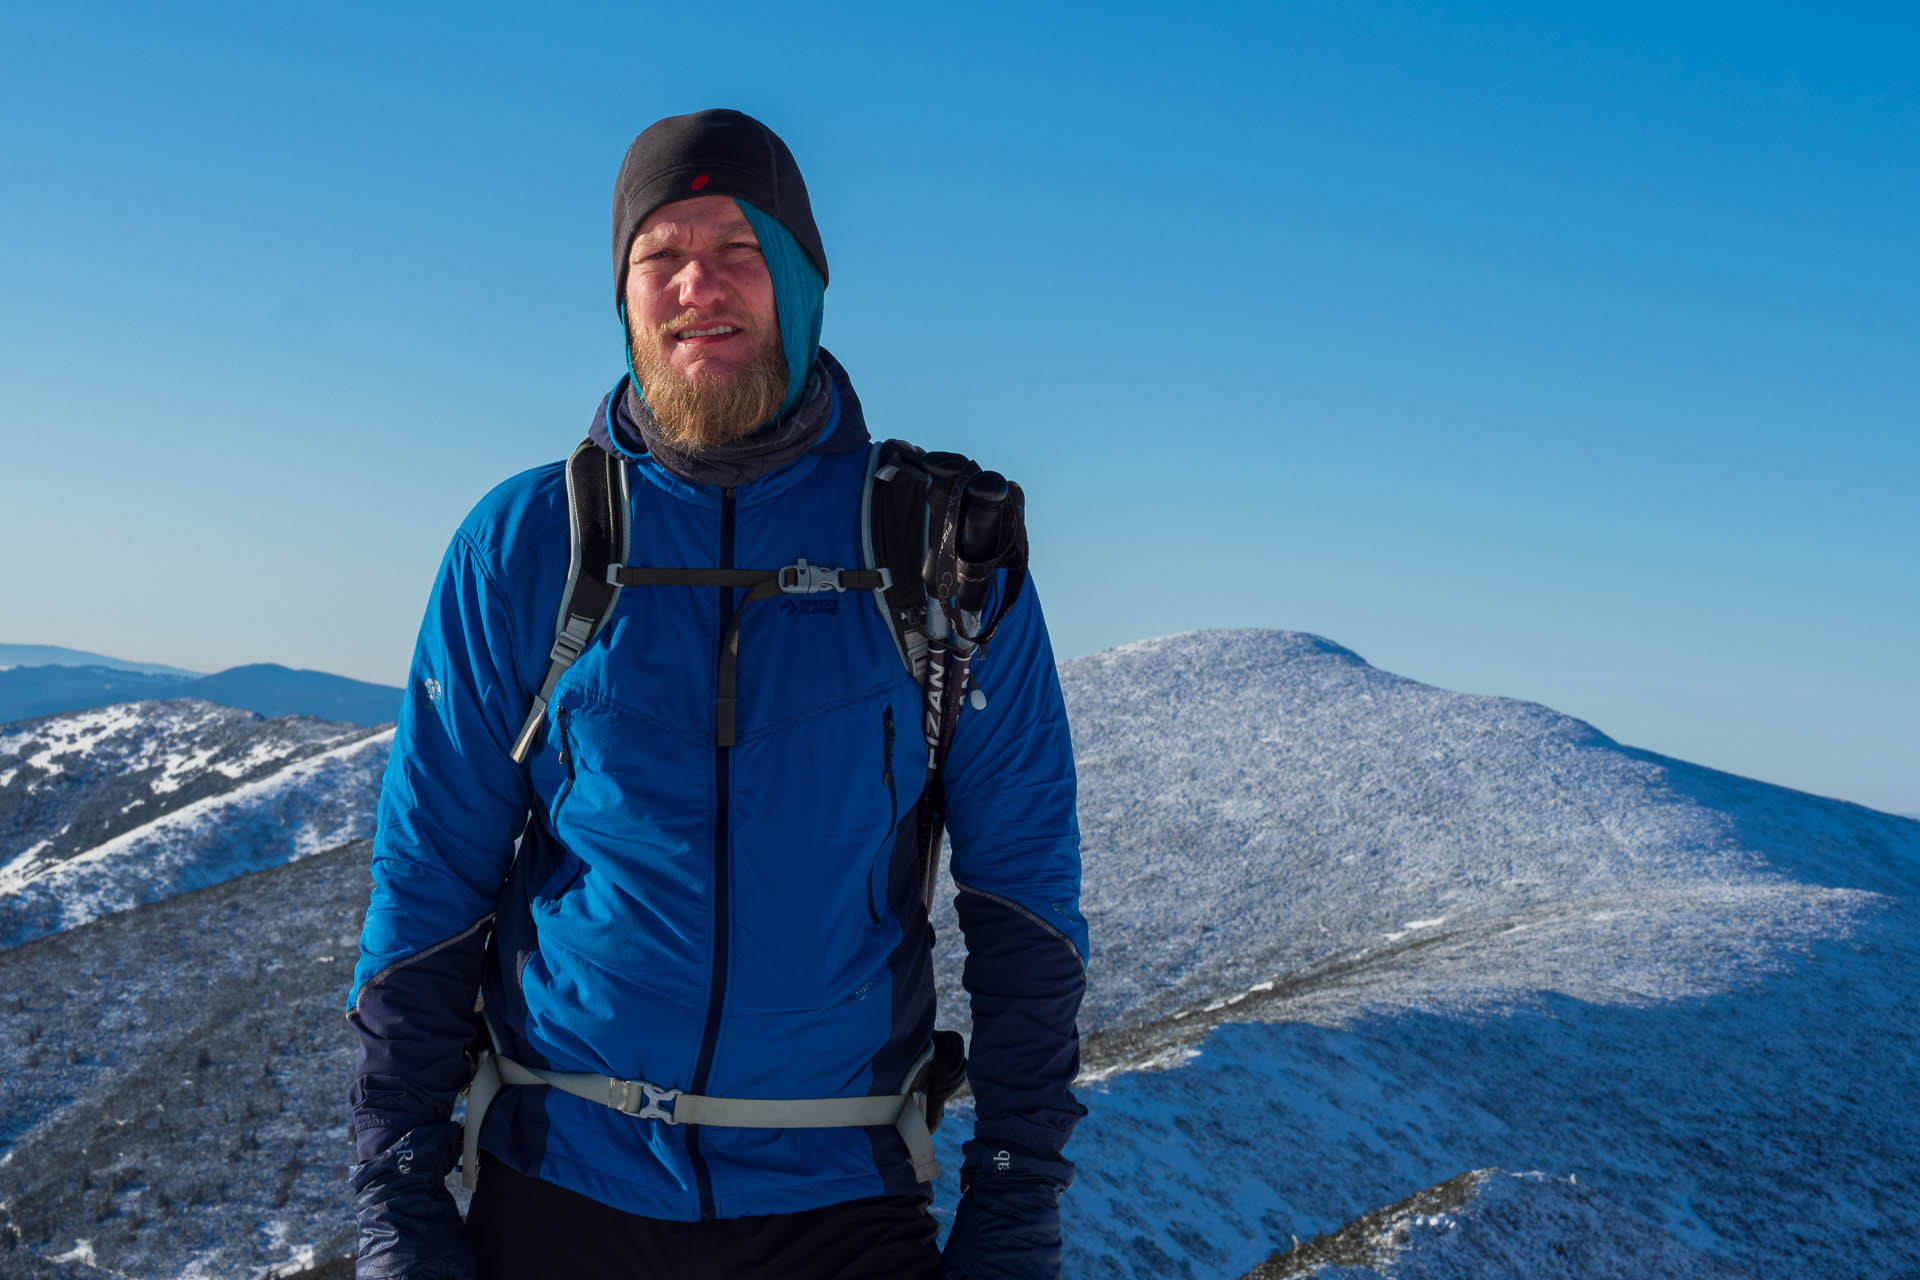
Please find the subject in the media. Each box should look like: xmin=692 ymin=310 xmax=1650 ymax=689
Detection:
xmin=621 ymin=361 xmax=832 ymax=489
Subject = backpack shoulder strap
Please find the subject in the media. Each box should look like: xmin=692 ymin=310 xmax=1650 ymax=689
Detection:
xmin=862 ymin=439 xmax=933 ymax=684
xmin=510 ymin=441 xmax=630 ymax=764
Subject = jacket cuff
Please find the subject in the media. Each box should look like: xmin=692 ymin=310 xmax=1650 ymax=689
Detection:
xmin=960 ymin=1138 xmax=1074 ymax=1191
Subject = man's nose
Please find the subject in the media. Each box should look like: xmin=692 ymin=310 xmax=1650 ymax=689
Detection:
xmin=674 ymin=257 xmax=727 ymax=309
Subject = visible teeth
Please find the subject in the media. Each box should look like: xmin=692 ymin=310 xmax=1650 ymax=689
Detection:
xmin=678 ymin=325 xmax=737 ymax=338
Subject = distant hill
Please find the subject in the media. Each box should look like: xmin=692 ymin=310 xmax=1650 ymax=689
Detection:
xmin=0 ymin=643 xmax=200 ymax=678
xmin=0 ymin=661 xmax=402 ymax=728
xmin=181 ymin=664 xmax=403 ymax=726
xmin=0 ymin=664 xmax=192 ymax=723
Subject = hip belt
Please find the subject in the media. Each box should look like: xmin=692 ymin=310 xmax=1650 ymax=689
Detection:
xmin=462 ymin=1039 xmax=955 ymax=1189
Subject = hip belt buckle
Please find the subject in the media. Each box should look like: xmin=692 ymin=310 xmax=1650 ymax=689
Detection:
xmin=611 ymin=1078 xmax=682 ymax=1123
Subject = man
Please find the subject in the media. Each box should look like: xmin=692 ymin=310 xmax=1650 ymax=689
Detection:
xmin=346 ymin=109 xmax=1088 ymax=1280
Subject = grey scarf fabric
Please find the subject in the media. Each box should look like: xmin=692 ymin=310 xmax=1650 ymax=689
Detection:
xmin=621 ymin=361 xmax=833 ymax=489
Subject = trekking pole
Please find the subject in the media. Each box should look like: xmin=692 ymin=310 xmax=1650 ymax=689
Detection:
xmin=941 ymin=469 xmax=1009 ymax=742
xmin=918 ymin=452 xmax=978 ymax=763
xmin=911 ymin=455 xmax=1028 ymax=905
xmin=914 ymin=453 xmax=977 ymax=902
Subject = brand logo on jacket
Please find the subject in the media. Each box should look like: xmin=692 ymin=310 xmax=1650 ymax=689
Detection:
xmin=780 ymin=598 xmax=838 ymax=617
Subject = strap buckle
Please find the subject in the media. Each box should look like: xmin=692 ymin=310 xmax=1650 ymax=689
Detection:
xmin=610 ymin=1078 xmax=683 ymax=1123
xmin=779 ymin=559 xmax=846 ymax=594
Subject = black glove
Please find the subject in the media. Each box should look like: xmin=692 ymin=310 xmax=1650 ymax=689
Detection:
xmin=941 ymin=1146 xmax=1071 ymax=1280
xmin=349 ymin=1121 xmax=477 ymax=1280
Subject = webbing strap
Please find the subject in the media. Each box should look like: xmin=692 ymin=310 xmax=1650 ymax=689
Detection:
xmin=509 ymin=443 xmax=628 ymax=764
xmin=608 ymin=568 xmax=780 ymax=588
xmin=609 ymin=566 xmax=887 ymax=591
xmin=462 ymin=1050 xmax=504 ymax=1190
xmin=464 ymin=1044 xmax=941 ymax=1186
xmin=511 ymin=614 xmax=595 ymax=763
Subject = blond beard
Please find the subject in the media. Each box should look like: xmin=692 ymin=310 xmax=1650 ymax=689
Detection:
xmin=630 ymin=323 xmax=789 ymax=450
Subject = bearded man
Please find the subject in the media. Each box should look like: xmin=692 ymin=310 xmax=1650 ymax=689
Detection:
xmin=346 ymin=109 xmax=1088 ymax=1280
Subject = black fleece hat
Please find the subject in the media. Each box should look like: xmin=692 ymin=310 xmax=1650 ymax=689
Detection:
xmin=611 ymin=108 xmax=828 ymax=312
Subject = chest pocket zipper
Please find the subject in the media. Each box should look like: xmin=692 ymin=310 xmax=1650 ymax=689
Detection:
xmin=867 ymin=704 xmax=899 ymax=925
xmin=539 ymin=705 xmax=587 ymax=903
xmin=551 ymin=705 xmax=577 ymax=819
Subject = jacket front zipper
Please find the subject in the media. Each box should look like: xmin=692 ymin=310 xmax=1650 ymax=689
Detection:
xmin=688 ymin=486 xmax=736 ymax=1220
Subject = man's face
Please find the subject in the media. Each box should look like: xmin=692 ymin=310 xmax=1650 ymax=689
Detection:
xmin=624 ymin=195 xmax=786 ymax=449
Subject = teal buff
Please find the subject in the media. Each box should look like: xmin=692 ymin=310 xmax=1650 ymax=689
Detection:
xmin=735 ymin=197 xmax=824 ymax=417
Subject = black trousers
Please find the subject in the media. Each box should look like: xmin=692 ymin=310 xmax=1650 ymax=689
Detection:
xmin=467 ymin=1156 xmax=943 ymax=1279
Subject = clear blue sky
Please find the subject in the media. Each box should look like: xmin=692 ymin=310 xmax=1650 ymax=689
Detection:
xmin=2 ymin=1 xmax=1914 ymax=813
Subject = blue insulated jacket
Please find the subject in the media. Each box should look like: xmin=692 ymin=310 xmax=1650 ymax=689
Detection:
xmin=348 ymin=356 xmax=1089 ymax=1222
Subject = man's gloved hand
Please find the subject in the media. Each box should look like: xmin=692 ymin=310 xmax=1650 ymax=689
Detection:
xmin=349 ymin=1121 xmax=476 ymax=1280
xmin=941 ymin=1146 xmax=1072 ymax=1280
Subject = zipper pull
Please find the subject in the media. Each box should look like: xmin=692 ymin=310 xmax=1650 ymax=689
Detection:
xmin=555 ymin=706 xmax=572 ymax=767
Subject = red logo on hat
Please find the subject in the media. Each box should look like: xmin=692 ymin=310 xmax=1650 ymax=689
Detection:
xmin=691 ymin=173 xmax=710 ymax=191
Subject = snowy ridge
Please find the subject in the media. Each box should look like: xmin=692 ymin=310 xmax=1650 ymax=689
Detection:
xmin=933 ymin=629 xmax=1884 ymax=1042
xmin=0 ymin=701 xmax=389 ymax=948
xmin=0 ymin=730 xmax=390 ymax=938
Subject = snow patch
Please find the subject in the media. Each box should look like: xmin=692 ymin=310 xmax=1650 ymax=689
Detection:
xmin=1384 ymin=915 xmax=1448 ymax=943
xmin=49 ymin=1238 xmax=97 ymax=1266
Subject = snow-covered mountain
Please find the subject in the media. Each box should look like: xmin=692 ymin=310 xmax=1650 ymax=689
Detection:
xmin=0 ymin=630 xmax=1913 ymax=1278
xmin=0 ymin=700 xmax=390 ymax=948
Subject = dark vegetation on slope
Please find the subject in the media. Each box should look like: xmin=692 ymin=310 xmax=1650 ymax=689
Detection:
xmin=0 ymin=840 xmax=371 ymax=1277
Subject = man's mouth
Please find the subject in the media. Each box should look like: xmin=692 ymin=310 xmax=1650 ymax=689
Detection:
xmin=676 ymin=325 xmax=740 ymax=340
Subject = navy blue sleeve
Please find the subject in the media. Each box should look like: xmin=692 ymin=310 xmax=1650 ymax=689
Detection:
xmin=942 ymin=577 xmax=1089 ymax=1176
xmin=347 ymin=527 xmax=537 ymax=1161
